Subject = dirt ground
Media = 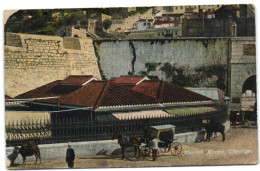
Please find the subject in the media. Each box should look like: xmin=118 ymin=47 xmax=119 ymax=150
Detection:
xmin=7 ymin=124 xmax=258 ymax=169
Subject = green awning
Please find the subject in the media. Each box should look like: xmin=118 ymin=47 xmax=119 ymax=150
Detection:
xmin=165 ymin=107 xmax=216 ymax=117
xmin=150 ymin=124 xmax=175 ymax=131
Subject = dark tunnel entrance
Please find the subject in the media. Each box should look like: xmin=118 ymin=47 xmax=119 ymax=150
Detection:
xmin=242 ymin=75 xmax=256 ymax=94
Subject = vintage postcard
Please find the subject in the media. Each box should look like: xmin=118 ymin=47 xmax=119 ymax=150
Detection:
xmin=3 ymin=3 xmax=257 ymax=170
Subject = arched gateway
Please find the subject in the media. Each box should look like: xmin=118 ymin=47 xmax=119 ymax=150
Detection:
xmin=230 ymin=37 xmax=256 ymax=119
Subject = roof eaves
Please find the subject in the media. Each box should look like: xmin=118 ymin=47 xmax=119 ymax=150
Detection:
xmin=95 ymin=100 xmax=214 ymax=112
xmin=28 ymin=101 xmax=93 ymax=110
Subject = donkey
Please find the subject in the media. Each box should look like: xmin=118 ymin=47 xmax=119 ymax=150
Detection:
xmin=14 ymin=141 xmax=41 ymax=165
xmin=112 ymin=133 xmax=141 ymax=159
xmin=202 ymin=122 xmax=225 ymax=142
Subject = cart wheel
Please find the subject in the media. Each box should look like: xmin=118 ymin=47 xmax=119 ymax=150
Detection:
xmin=170 ymin=141 xmax=182 ymax=156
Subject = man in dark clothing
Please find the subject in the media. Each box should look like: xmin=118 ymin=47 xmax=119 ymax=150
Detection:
xmin=66 ymin=143 xmax=75 ymax=168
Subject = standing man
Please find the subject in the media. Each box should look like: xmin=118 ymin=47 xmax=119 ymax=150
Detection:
xmin=66 ymin=142 xmax=75 ymax=168
xmin=151 ymin=136 xmax=158 ymax=161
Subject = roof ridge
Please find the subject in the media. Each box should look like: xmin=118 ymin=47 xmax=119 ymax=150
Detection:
xmin=94 ymin=81 xmax=111 ymax=108
xmin=156 ymin=80 xmax=163 ymax=101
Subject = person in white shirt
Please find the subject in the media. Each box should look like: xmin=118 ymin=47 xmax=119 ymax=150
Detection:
xmin=151 ymin=136 xmax=158 ymax=161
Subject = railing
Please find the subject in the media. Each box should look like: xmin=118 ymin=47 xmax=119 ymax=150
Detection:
xmin=5 ymin=108 xmax=227 ymax=147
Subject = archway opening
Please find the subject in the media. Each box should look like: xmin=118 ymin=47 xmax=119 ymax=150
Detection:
xmin=242 ymin=75 xmax=256 ymax=94
xmin=241 ymin=75 xmax=257 ymax=122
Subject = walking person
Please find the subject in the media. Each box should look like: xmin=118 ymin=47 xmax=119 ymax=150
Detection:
xmin=66 ymin=142 xmax=75 ymax=168
xmin=151 ymin=136 xmax=158 ymax=161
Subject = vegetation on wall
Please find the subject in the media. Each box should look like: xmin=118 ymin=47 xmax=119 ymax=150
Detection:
xmin=128 ymin=7 xmax=152 ymax=16
xmin=5 ymin=8 xmax=110 ymax=35
xmin=139 ymin=62 xmax=227 ymax=90
xmin=136 ymin=7 xmax=151 ymax=14
xmin=5 ymin=7 xmax=152 ymax=35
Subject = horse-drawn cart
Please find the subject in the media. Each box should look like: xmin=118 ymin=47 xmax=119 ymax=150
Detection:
xmin=140 ymin=124 xmax=182 ymax=158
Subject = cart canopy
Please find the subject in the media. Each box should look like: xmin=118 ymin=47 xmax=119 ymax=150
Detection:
xmin=150 ymin=124 xmax=175 ymax=131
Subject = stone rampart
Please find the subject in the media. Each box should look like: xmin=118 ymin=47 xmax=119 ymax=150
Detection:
xmin=4 ymin=33 xmax=101 ymax=97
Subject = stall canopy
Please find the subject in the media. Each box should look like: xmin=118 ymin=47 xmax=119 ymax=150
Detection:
xmin=165 ymin=107 xmax=216 ymax=117
xmin=112 ymin=110 xmax=171 ymax=120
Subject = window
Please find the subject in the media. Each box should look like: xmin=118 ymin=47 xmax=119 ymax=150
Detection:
xmin=144 ymin=23 xmax=146 ymax=26
xmin=175 ymin=31 xmax=178 ymax=35
xmin=243 ymin=44 xmax=256 ymax=56
xmin=176 ymin=7 xmax=178 ymax=10
xmin=181 ymin=6 xmax=183 ymax=9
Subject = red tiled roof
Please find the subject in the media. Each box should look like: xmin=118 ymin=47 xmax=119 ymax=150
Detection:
xmin=60 ymin=81 xmax=107 ymax=107
xmin=14 ymin=78 xmax=211 ymax=109
xmin=162 ymin=14 xmax=183 ymax=17
xmin=132 ymin=81 xmax=160 ymax=99
xmin=61 ymin=81 xmax=157 ymax=107
xmin=113 ymin=75 xmax=147 ymax=85
xmin=60 ymin=75 xmax=96 ymax=85
xmin=16 ymin=80 xmax=62 ymax=99
xmin=155 ymin=14 xmax=183 ymax=18
xmin=95 ymin=81 xmax=157 ymax=107
xmin=15 ymin=80 xmax=158 ymax=108
xmin=5 ymin=95 xmax=12 ymax=99
xmin=15 ymin=80 xmax=82 ymax=104
xmin=153 ymin=20 xmax=181 ymax=25
xmin=132 ymin=80 xmax=212 ymax=103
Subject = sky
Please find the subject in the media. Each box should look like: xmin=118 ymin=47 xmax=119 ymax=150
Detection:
xmin=0 ymin=0 xmax=259 ymax=171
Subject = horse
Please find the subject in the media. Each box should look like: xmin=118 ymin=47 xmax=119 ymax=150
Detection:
xmin=14 ymin=141 xmax=41 ymax=165
xmin=112 ymin=133 xmax=141 ymax=159
xmin=201 ymin=122 xmax=225 ymax=142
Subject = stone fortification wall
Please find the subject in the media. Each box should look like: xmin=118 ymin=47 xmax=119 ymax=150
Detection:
xmin=94 ymin=38 xmax=229 ymax=80
xmin=230 ymin=37 xmax=256 ymax=109
xmin=4 ymin=33 xmax=101 ymax=97
xmin=6 ymin=140 xmax=120 ymax=162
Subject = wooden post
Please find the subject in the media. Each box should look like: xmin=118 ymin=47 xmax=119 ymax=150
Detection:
xmin=57 ymin=96 xmax=60 ymax=110
xmin=91 ymin=108 xmax=93 ymax=121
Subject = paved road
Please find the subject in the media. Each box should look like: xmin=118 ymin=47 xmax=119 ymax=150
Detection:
xmin=7 ymin=125 xmax=258 ymax=169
